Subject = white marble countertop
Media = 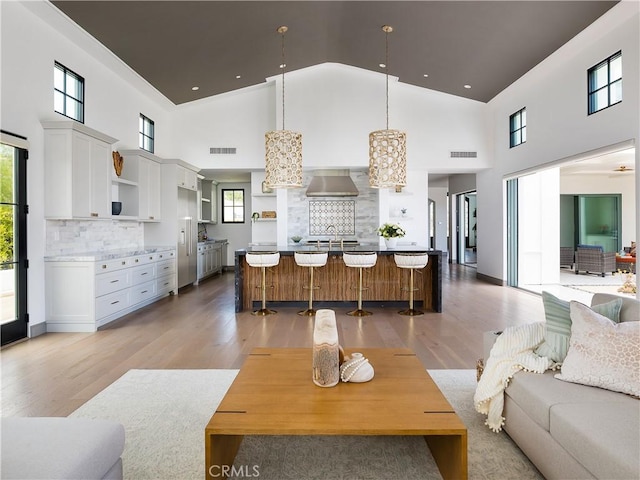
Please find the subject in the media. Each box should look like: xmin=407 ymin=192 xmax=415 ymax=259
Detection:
xmin=44 ymin=245 xmax=175 ymax=262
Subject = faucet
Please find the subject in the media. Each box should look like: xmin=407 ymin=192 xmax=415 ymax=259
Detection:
xmin=326 ymin=225 xmax=338 ymax=249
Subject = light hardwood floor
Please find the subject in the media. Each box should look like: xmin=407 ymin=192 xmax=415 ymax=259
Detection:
xmin=0 ymin=264 xmax=543 ymax=417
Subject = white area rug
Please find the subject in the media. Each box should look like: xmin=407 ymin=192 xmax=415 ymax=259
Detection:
xmin=70 ymin=369 xmax=542 ymax=480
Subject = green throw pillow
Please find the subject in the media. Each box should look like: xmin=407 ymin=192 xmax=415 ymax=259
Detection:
xmin=534 ymin=291 xmax=623 ymax=363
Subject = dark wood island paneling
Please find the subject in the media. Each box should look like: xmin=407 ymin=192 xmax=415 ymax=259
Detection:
xmin=235 ymin=246 xmax=442 ymax=313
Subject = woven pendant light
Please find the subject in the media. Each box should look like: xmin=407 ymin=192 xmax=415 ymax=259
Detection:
xmin=369 ymin=25 xmax=407 ymax=189
xmin=265 ymin=26 xmax=303 ymax=188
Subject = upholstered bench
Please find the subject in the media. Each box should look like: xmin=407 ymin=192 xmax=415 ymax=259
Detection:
xmin=1 ymin=417 xmax=125 ymax=479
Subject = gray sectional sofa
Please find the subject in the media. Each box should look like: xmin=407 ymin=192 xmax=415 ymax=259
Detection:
xmin=503 ymin=293 xmax=640 ymax=480
xmin=1 ymin=417 xmax=125 ymax=479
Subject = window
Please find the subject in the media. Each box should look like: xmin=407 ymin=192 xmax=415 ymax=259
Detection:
xmin=588 ymin=51 xmax=622 ymax=114
xmin=139 ymin=114 xmax=155 ymax=153
xmin=222 ymin=189 xmax=245 ymax=223
xmin=509 ymin=108 xmax=526 ymax=148
xmin=54 ymin=62 xmax=84 ymax=123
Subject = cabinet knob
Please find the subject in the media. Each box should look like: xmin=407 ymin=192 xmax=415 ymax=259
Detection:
xmin=91 ymin=213 xmax=98 ymax=217
xmin=102 ymin=264 xmax=107 ymax=269
xmin=149 ymin=216 xmax=154 ymax=220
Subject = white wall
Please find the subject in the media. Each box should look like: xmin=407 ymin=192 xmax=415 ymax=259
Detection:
xmin=1 ymin=2 xmax=174 ymax=331
xmin=480 ymin=2 xmax=639 ymax=282
xmin=171 ymin=63 xmax=491 ymax=174
xmin=171 ymin=84 xmax=273 ymax=169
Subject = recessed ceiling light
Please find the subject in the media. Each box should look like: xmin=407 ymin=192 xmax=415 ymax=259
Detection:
xmin=464 ymin=84 xmax=471 ymax=89
xmin=379 ymin=63 xmax=386 ymax=68
xmin=423 ymin=74 xmax=429 ymax=78
xmin=235 ymin=75 xmax=241 ymax=79
xmin=279 ymin=63 xmax=286 ymax=69
xmin=191 ymin=86 xmax=199 ymax=91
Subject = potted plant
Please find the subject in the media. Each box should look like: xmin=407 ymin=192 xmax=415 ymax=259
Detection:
xmin=378 ymin=223 xmax=405 ymax=249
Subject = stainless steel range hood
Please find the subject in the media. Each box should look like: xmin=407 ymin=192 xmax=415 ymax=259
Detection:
xmin=305 ymin=170 xmax=359 ymax=197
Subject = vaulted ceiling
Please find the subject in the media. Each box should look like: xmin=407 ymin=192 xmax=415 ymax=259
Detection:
xmin=52 ymin=1 xmax=618 ymax=105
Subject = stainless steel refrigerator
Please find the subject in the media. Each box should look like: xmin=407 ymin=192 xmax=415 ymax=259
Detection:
xmin=177 ymin=188 xmax=198 ymax=288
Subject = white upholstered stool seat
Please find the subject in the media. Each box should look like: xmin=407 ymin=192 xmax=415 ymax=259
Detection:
xmin=394 ymin=252 xmax=429 ymax=316
xmin=295 ymin=252 xmax=328 ymax=316
xmin=342 ymin=252 xmax=377 ymax=268
xmin=342 ymin=252 xmax=377 ymax=316
xmin=295 ymin=251 xmax=328 ymax=267
xmin=246 ymin=252 xmax=280 ymax=268
xmin=245 ymin=252 xmax=280 ymax=315
xmin=394 ymin=252 xmax=429 ymax=269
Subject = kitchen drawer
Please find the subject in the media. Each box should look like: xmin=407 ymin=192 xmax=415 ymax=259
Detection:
xmin=130 ymin=280 xmax=156 ymax=305
xmin=131 ymin=253 xmax=156 ymax=266
xmin=96 ymin=257 xmax=130 ymax=273
xmin=95 ymin=269 xmax=131 ymax=297
xmin=156 ymin=274 xmax=176 ymax=295
xmin=131 ymin=263 xmax=156 ymax=285
xmin=95 ymin=289 xmax=130 ymax=319
xmin=156 ymin=250 xmax=175 ymax=261
xmin=157 ymin=259 xmax=176 ymax=277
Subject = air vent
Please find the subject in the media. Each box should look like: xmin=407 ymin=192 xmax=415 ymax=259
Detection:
xmin=450 ymin=151 xmax=477 ymax=158
xmin=210 ymin=147 xmax=237 ymax=154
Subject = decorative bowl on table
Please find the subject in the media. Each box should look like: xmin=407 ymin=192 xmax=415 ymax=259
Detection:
xmin=291 ymin=236 xmax=303 ymax=243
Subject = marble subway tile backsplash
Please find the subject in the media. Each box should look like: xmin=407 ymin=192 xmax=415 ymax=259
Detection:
xmin=288 ymin=171 xmax=379 ymax=241
xmin=46 ymin=220 xmax=144 ymax=255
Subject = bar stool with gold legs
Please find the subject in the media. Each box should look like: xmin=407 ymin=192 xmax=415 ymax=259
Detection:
xmin=342 ymin=252 xmax=377 ymax=316
xmin=245 ymin=251 xmax=280 ymax=316
xmin=294 ymin=251 xmax=328 ymax=316
xmin=394 ymin=252 xmax=429 ymax=316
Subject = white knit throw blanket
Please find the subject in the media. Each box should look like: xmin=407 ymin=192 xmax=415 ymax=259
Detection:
xmin=474 ymin=322 xmax=554 ymax=432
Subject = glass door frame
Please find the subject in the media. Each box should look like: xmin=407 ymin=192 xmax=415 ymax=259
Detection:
xmin=1 ymin=131 xmax=28 ymax=346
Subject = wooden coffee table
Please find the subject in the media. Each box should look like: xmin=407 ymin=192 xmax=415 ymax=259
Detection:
xmin=205 ymin=348 xmax=467 ymax=479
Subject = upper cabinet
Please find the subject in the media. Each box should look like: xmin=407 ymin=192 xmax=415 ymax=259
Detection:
xmin=43 ymin=121 xmax=117 ymax=219
xmin=176 ymin=165 xmax=198 ymax=191
xmin=198 ymin=178 xmax=218 ymax=224
xmin=119 ymin=150 xmax=162 ymax=222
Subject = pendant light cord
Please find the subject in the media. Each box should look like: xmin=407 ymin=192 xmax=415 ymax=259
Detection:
xmin=281 ymin=28 xmax=286 ymax=131
xmin=385 ymin=28 xmax=389 ymax=131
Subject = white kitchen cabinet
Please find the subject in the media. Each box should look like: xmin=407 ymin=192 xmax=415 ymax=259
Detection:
xmin=196 ymin=241 xmax=223 ymax=282
xmin=118 ymin=150 xmax=162 ymax=222
xmin=177 ymin=165 xmax=198 ymax=191
xmin=43 ymin=121 xmax=117 ymax=219
xmin=45 ymin=248 xmax=176 ymax=332
xmin=210 ymin=182 xmax=218 ymax=224
xmin=198 ymin=179 xmax=218 ymax=224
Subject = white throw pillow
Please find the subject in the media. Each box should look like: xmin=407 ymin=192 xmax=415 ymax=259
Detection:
xmin=555 ymin=301 xmax=640 ymax=397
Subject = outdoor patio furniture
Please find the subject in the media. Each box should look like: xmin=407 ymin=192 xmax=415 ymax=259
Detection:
xmin=574 ymin=245 xmax=616 ymax=277
xmin=616 ymin=255 xmax=636 ymax=274
xmin=560 ymin=247 xmax=574 ymax=269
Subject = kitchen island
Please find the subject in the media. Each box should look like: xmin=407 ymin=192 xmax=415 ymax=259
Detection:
xmin=235 ymin=244 xmax=442 ymax=313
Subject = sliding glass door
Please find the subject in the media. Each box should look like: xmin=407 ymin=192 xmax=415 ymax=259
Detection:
xmin=1 ymin=137 xmax=28 ymax=345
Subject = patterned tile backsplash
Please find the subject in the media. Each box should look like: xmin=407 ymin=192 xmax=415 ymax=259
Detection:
xmin=309 ymin=200 xmax=355 ymax=235
xmin=46 ymin=220 xmax=144 ymax=255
